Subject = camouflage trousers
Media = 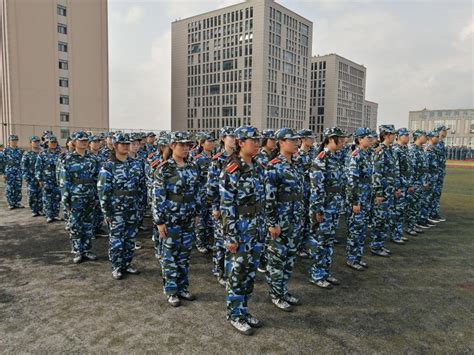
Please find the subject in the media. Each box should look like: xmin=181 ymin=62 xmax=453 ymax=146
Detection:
xmin=346 ymin=204 xmax=370 ymax=263
xmin=370 ymin=192 xmax=395 ymax=251
xmin=109 ymin=211 xmax=140 ymax=270
xmin=42 ymin=183 xmax=61 ymax=219
xmin=5 ymin=170 xmax=22 ymax=207
xmin=212 ymin=217 xmax=226 ymax=278
xmin=405 ymin=184 xmax=424 ymax=231
xmin=70 ymin=195 xmax=95 ymax=254
xmin=429 ymin=174 xmax=444 ymax=218
xmin=26 ymin=180 xmax=43 ymax=214
xmin=196 ymin=205 xmax=213 ymax=249
xmin=161 ymin=222 xmax=194 ymax=296
xmin=153 ymin=222 xmax=162 ymax=258
xmin=298 ymin=184 xmax=312 ymax=252
xmin=225 ymin=231 xmax=261 ymax=321
xmin=419 ymin=185 xmax=435 ymax=223
xmin=266 ymin=223 xmax=300 ymax=299
xmin=391 ymin=189 xmax=407 ymax=241
xmin=309 ymin=206 xmax=341 ymax=282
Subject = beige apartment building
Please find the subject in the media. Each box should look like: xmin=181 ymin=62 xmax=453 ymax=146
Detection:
xmin=171 ymin=0 xmax=313 ymax=136
xmin=409 ymin=108 xmax=474 ymax=147
xmin=309 ymin=54 xmax=377 ymax=141
xmin=363 ymin=100 xmax=378 ymax=131
xmin=0 ymin=0 xmax=109 ymax=147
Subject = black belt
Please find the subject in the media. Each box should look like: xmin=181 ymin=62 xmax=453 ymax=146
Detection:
xmin=277 ymin=193 xmax=303 ymax=202
xmin=167 ymin=193 xmax=194 ymax=203
xmin=72 ymin=178 xmax=95 ymax=185
xmin=113 ymin=190 xmax=139 ymax=197
xmin=326 ymin=187 xmax=342 ymax=193
xmin=236 ymin=203 xmax=264 ymax=215
xmin=359 ymin=177 xmax=372 ymax=184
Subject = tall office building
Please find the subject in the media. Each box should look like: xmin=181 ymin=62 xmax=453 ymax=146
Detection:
xmin=409 ymin=108 xmax=474 ymax=147
xmin=171 ymin=0 xmax=313 ymax=136
xmin=363 ymin=100 xmax=378 ymax=131
xmin=0 ymin=0 xmax=109 ymax=147
xmin=309 ymin=54 xmax=377 ymax=141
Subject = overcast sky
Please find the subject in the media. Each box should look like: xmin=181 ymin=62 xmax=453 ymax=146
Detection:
xmin=108 ymin=0 xmax=474 ymax=130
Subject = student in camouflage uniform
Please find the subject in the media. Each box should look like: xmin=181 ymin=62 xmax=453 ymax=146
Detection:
xmin=145 ymin=132 xmax=157 ymax=155
xmin=21 ymin=136 xmax=43 ymax=216
xmin=370 ymin=125 xmax=400 ymax=257
xmin=406 ymin=130 xmax=428 ymax=234
xmin=2 ymin=135 xmax=24 ymax=209
xmin=193 ymin=132 xmax=217 ymax=254
xmin=153 ymin=132 xmax=200 ymax=307
xmin=345 ymin=128 xmax=375 ymax=271
xmin=98 ymin=133 xmax=145 ymax=279
xmin=309 ymin=127 xmax=348 ymax=289
xmin=295 ymin=129 xmax=317 ymax=258
xmin=60 ymin=131 xmax=100 ymax=264
xmin=36 ymin=136 xmax=61 ymax=222
xmin=391 ymin=128 xmax=412 ymax=244
xmin=99 ymin=132 xmax=114 ymax=162
xmin=57 ymin=137 xmax=75 ymax=231
xmin=419 ymin=131 xmax=440 ymax=227
xmin=88 ymin=135 xmax=108 ymax=238
xmin=264 ymin=128 xmax=304 ymax=309
xmin=128 ymin=133 xmax=148 ymax=234
xmin=430 ymin=125 xmax=449 ymax=222
xmin=207 ymin=126 xmax=236 ymax=286
xmin=220 ymin=125 xmax=266 ymax=335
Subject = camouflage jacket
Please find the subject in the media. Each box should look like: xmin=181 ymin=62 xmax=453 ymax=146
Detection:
xmin=207 ymin=149 xmax=231 ymax=212
xmin=346 ymin=148 xmax=374 ymax=206
xmin=425 ymin=143 xmax=439 ymax=186
xmin=372 ymin=143 xmax=399 ymax=198
xmin=35 ymin=149 xmax=60 ymax=185
xmin=254 ymin=148 xmax=273 ymax=169
xmin=393 ymin=143 xmax=412 ymax=188
xmin=21 ymin=150 xmax=40 ymax=182
xmin=408 ymin=144 xmax=428 ymax=187
xmin=193 ymin=151 xmax=213 ymax=208
xmin=3 ymin=147 xmax=24 ymax=174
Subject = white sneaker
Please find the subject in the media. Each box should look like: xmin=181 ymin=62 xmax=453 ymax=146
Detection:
xmin=230 ymin=319 xmax=254 ymax=335
xmin=271 ymin=298 xmax=293 ymax=312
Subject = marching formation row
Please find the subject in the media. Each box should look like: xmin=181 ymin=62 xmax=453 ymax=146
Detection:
xmin=0 ymin=123 xmax=449 ymax=335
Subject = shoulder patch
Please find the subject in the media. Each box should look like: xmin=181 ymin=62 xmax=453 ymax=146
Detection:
xmin=212 ymin=152 xmax=222 ymax=160
xmin=351 ymin=149 xmax=359 ymax=157
xmin=155 ymin=160 xmax=168 ymax=170
xmin=150 ymin=159 xmax=160 ymax=168
xmin=317 ymin=151 xmax=326 ymax=159
xmin=226 ymin=162 xmax=239 ymax=174
xmin=269 ymin=158 xmax=281 ymax=165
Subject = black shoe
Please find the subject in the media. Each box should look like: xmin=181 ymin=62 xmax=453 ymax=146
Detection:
xmin=8 ymin=205 xmax=16 ymax=210
xmin=112 ymin=268 xmax=123 ymax=280
xmin=346 ymin=261 xmax=364 ymax=271
xmin=327 ymin=276 xmax=340 ymax=285
xmin=432 ymin=214 xmax=446 ymax=222
xmin=167 ymin=295 xmax=181 ymax=307
xmin=177 ymin=290 xmax=196 ymax=301
xmin=230 ymin=319 xmax=254 ymax=335
xmin=124 ymin=266 xmax=140 ymax=274
xmin=371 ymin=249 xmax=390 ymax=257
xmin=417 ymin=223 xmax=430 ymax=229
xmin=283 ymin=293 xmax=301 ymax=306
xmin=309 ymin=279 xmax=333 ymax=289
xmin=391 ymin=239 xmax=405 ymax=245
xmin=245 ymin=314 xmax=263 ymax=328
xmin=406 ymin=230 xmax=417 ymax=236
xmin=382 ymin=247 xmax=391 ymax=254
xmin=83 ymin=252 xmax=98 ymax=261
xmin=358 ymin=260 xmax=369 ymax=268
xmin=401 ymin=236 xmax=409 ymax=242
xmin=32 ymin=212 xmax=41 ymax=217
xmin=46 ymin=218 xmax=54 ymax=223
xmin=414 ymin=227 xmax=424 ymax=233
xmin=16 ymin=204 xmax=25 ymax=209
xmin=134 ymin=242 xmax=143 ymax=250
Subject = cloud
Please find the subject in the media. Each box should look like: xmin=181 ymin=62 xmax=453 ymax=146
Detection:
xmin=124 ymin=5 xmax=144 ymax=25
xmin=459 ymin=20 xmax=474 ymax=41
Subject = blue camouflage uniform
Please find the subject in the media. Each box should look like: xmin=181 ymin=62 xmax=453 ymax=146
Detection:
xmin=60 ymin=131 xmax=100 ymax=257
xmin=406 ymin=130 xmax=428 ymax=231
xmin=308 ymin=128 xmax=347 ymax=283
xmin=220 ymin=126 xmax=266 ymax=323
xmin=207 ymin=126 xmax=235 ymax=281
xmin=88 ymin=135 xmax=107 ymax=235
xmin=3 ymin=135 xmax=24 ymax=208
xmin=370 ymin=125 xmax=399 ymax=253
xmin=345 ymin=128 xmax=375 ymax=265
xmin=152 ymin=132 xmax=200 ymax=298
xmin=36 ymin=137 xmax=61 ymax=219
xmin=21 ymin=136 xmax=43 ymax=215
xmin=391 ymin=128 xmax=412 ymax=242
xmin=129 ymin=133 xmax=148 ymax=229
xmin=265 ymin=130 xmax=305 ymax=301
xmin=430 ymin=125 xmax=449 ymax=219
xmin=419 ymin=131 xmax=440 ymax=224
xmin=98 ymin=133 xmax=146 ymax=272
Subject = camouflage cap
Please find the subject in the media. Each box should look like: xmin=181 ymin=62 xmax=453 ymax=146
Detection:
xmin=129 ymin=133 xmax=143 ymax=142
xmin=29 ymin=135 xmax=40 ymax=142
xmin=71 ymin=131 xmax=89 ymax=141
xmin=261 ymin=129 xmax=276 ymax=139
xmin=112 ymin=133 xmax=130 ymax=144
xmin=379 ymin=124 xmax=397 ymax=134
xmin=48 ymin=135 xmax=58 ymax=143
xmin=426 ymin=130 xmax=440 ymax=138
xmin=353 ymin=127 xmax=372 ymax=138
xmin=369 ymin=130 xmax=378 ymax=138
xmin=235 ymin=125 xmax=262 ymax=140
xmin=297 ymin=129 xmax=314 ymax=138
xmin=412 ymin=129 xmax=427 ymax=139
xmin=105 ymin=131 xmax=114 ymax=138
xmin=8 ymin=134 xmax=19 ymax=141
xmin=397 ymin=128 xmax=410 ymax=136
xmin=323 ymin=127 xmax=349 ymax=138
xmin=88 ymin=135 xmax=102 ymax=142
xmin=157 ymin=137 xmax=170 ymax=146
xmin=201 ymin=132 xmax=216 ymax=141
xmin=170 ymin=131 xmax=192 ymax=144
xmin=275 ymin=128 xmax=301 ymax=140
xmin=435 ymin=124 xmax=451 ymax=132
xmin=146 ymin=131 xmax=156 ymax=137
xmin=219 ymin=126 xmax=236 ymax=138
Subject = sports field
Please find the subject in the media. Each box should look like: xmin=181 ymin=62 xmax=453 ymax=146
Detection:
xmin=0 ymin=166 xmax=473 ymax=353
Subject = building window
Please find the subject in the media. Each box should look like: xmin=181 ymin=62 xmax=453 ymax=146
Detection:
xmin=59 ymin=60 xmax=68 ymax=70
xmin=57 ymin=5 xmax=67 ymax=16
xmin=58 ymin=42 xmax=68 ymax=52
xmin=58 ymin=24 xmax=67 ymax=34
xmin=60 ymin=112 xmax=70 ymax=122
xmin=59 ymin=95 xmax=69 ymax=105
xmin=59 ymin=78 xmax=69 ymax=87
xmin=210 ymin=84 xmax=220 ymax=94
xmin=60 ymin=128 xmax=70 ymax=139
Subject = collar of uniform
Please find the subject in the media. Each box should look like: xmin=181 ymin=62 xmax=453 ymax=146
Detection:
xmin=277 ymin=153 xmax=296 ymax=165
